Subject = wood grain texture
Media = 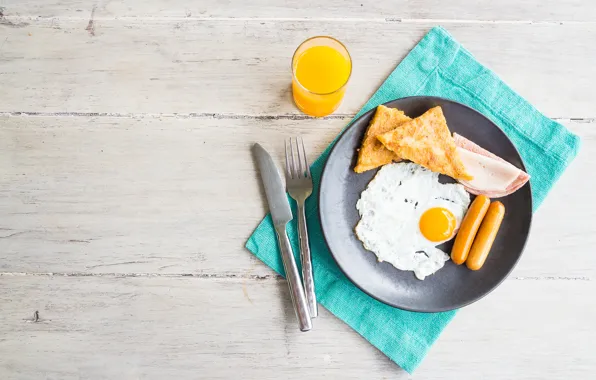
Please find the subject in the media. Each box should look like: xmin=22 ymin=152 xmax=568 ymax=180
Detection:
xmin=0 ymin=116 xmax=593 ymax=278
xmin=1 ymin=0 xmax=594 ymax=378
xmin=2 ymin=0 xmax=596 ymax=22
xmin=0 ymin=275 xmax=594 ymax=379
xmin=1 ymin=20 xmax=596 ymax=117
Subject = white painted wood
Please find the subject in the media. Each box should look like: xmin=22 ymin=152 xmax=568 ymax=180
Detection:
xmin=2 ymin=0 xmax=596 ymax=22
xmin=0 ymin=116 xmax=593 ymax=278
xmin=1 ymin=0 xmax=594 ymax=378
xmin=0 ymin=275 xmax=594 ymax=379
xmin=1 ymin=20 xmax=596 ymax=118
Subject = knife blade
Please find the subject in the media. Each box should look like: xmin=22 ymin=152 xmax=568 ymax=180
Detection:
xmin=253 ymin=143 xmax=293 ymax=226
xmin=252 ymin=143 xmax=312 ymax=332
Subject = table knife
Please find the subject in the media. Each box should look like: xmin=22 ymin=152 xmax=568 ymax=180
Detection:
xmin=252 ymin=143 xmax=312 ymax=332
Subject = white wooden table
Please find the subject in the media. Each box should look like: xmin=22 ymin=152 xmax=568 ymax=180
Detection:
xmin=1 ymin=1 xmax=595 ymax=379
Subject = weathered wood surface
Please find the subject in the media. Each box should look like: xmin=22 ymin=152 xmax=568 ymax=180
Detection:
xmin=1 ymin=0 xmax=595 ymax=378
xmin=0 ymin=275 xmax=594 ymax=379
xmin=2 ymin=0 xmax=596 ymax=21
xmin=0 ymin=117 xmax=594 ymax=278
xmin=0 ymin=20 xmax=595 ymax=117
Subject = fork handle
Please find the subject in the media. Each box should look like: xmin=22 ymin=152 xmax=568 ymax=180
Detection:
xmin=297 ymin=203 xmax=318 ymax=318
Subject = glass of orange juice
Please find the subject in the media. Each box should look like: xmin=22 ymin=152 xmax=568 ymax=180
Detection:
xmin=292 ymin=36 xmax=352 ymax=117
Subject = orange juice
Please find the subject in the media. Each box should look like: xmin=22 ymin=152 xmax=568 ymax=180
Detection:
xmin=292 ymin=37 xmax=351 ymax=117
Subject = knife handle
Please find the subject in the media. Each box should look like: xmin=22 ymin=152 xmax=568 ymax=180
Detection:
xmin=275 ymin=224 xmax=312 ymax=332
xmin=297 ymin=203 xmax=318 ymax=318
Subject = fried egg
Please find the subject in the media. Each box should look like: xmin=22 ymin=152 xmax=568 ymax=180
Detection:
xmin=355 ymin=162 xmax=471 ymax=280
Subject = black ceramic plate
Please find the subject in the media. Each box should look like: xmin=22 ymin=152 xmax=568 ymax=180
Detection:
xmin=319 ymin=96 xmax=532 ymax=312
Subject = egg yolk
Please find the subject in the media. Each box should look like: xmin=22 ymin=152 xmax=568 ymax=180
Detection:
xmin=419 ymin=207 xmax=457 ymax=242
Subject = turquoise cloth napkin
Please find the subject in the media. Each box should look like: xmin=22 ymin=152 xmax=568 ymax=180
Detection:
xmin=246 ymin=26 xmax=580 ymax=373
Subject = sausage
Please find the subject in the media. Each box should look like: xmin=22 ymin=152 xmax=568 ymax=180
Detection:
xmin=466 ymin=201 xmax=505 ymax=271
xmin=451 ymin=195 xmax=490 ymax=265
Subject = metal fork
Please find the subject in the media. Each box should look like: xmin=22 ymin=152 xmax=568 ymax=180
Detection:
xmin=285 ymin=137 xmax=318 ymax=318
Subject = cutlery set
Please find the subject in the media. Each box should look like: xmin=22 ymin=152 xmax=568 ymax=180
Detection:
xmin=253 ymin=138 xmax=316 ymax=331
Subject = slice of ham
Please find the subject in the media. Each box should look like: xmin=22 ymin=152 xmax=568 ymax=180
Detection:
xmin=453 ymin=133 xmax=530 ymax=198
xmin=456 ymin=148 xmax=521 ymax=191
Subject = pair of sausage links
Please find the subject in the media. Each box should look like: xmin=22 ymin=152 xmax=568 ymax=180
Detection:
xmin=451 ymin=196 xmax=505 ymax=270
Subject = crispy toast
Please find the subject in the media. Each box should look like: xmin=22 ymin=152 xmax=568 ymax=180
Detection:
xmin=353 ymin=105 xmax=411 ymax=173
xmin=377 ymin=107 xmax=473 ymax=181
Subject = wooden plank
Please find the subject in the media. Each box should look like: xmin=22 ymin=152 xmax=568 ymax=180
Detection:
xmin=1 ymin=20 xmax=596 ymax=118
xmin=0 ymin=115 xmax=593 ymax=277
xmin=0 ymin=115 xmax=341 ymax=275
xmin=0 ymin=274 xmax=593 ymax=379
xmin=2 ymin=0 xmax=596 ymax=22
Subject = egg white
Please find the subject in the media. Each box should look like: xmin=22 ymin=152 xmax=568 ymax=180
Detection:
xmin=355 ymin=162 xmax=471 ymax=280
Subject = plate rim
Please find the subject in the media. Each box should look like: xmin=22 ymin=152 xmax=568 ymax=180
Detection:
xmin=318 ymin=95 xmax=533 ymax=312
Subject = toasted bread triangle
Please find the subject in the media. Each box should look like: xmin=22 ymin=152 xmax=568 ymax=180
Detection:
xmin=377 ymin=106 xmax=473 ymax=181
xmin=353 ymin=105 xmax=411 ymax=173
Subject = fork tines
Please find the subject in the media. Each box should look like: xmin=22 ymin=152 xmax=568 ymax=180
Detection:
xmin=285 ymin=137 xmax=311 ymax=180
